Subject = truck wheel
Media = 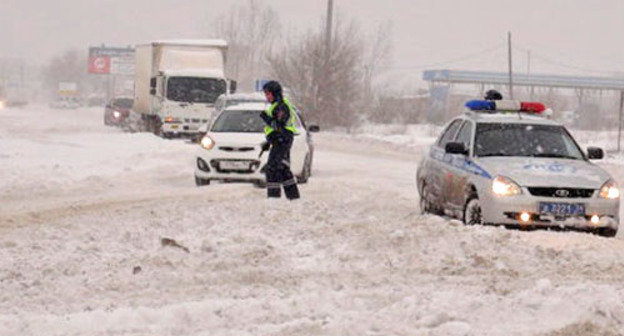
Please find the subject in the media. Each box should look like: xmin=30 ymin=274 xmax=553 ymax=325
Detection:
xmin=463 ymin=197 xmax=483 ymax=225
xmin=195 ymin=176 xmax=210 ymax=187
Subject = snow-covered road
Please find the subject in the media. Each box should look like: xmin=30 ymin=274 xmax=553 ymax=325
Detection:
xmin=2 ymin=106 xmax=624 ymax=335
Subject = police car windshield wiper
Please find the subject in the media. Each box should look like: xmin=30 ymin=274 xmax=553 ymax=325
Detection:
xmin=531 ymin=153 xmax=579 ymax=160
xmin=478 ymin=152 xmax=514 ymax=157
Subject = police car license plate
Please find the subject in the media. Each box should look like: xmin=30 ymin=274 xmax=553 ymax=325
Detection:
xmin=539 ymin=202 xmax=585 ymax=216
xmin=220 ymin=161 xmax=249 ymax=170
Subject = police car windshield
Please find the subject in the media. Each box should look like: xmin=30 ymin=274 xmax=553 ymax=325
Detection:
xmin=475 ymin=123 xmax=584 ymax=160
xmin=211 ymin=110 xmax=265 ymax=133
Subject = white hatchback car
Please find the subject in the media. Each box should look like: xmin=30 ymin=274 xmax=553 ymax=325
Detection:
xmin=416 ymin=100 xmax=620 ymax=237
xmin=194 ymin=102 xmax=318 ymax=187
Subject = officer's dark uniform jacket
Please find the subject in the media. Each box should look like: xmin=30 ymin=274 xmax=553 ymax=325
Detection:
xmin=260 ymin=98 xmax=301 ymax=199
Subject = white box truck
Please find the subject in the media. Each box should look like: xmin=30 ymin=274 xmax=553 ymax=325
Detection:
xmin=133 ymin=39 xmax=236 ymax=137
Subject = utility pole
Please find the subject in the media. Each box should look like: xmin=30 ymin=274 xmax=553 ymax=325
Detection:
xmin=618 ymin=90 xmax=623 ymax=152
xmin=508 ymin=32 xmax=514 ymax=99
xmin=318 ymin=0 xmax=333 ymax=114
xmin=325 ymin=0 xmax=333 ymax=63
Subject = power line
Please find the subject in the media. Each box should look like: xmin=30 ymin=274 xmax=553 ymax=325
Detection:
xmin=380 ymin=43 xmax=505 ymax=71
xmin=512 ymin=44 xmax=621 ymax=76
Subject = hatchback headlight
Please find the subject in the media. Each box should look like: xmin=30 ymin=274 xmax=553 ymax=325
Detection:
xmin=200 ymin=135 xmax=215 ymax=150
xmin=492 ymin=176 xmax=522 ymax=196
xmin=599 ymin=179 xmax=620 ymax=199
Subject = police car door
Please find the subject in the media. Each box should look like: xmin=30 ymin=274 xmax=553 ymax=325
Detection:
xmin=445 ymin=120 xmax=474 ymax=212
xmin=429 ymin=119 xmax=463 ymax=209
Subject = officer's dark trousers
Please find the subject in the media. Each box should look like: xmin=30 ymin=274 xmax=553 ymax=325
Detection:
xmin=266 ymin=135 xmax=300 ymax=199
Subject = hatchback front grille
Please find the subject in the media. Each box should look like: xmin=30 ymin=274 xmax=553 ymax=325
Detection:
xmin=528 ymin=187 xmax=595 ymax=198
xmin=210 ymin=159 xmax=260 ymax=173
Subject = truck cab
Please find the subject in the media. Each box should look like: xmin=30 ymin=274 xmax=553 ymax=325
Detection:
xmin=151 ymin=69 xmax=231 ymax=137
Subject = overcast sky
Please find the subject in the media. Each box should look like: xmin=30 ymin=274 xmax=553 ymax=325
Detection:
xmin=2 ymin=0 xmax=623 ymax=86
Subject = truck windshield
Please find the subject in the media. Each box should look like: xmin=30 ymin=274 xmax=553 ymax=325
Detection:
xmin=211 ymin=110 xmax=265 ymax=133
xmin=166 ymin=77 xmax=226 ymax=104
xmin=475 ymin=123 xmax=585 ymax=160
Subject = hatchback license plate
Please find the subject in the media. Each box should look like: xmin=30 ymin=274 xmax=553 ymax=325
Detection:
xmin=220 ymin=161 xmax=249 ymax=170
xmin=539 ymin=202 xmax=585 ymax=216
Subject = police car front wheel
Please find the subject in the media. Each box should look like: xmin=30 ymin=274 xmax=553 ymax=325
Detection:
xmin=464 ymin=198 xmax=483 ymax=225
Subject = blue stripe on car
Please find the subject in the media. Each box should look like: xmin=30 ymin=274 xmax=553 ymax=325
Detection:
xmin=430 ymin=147 xmax=492 ymax=179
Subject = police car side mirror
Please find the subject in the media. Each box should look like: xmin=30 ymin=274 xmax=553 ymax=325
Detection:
xmin=587 ymin=147 xmax=604 ymax=160
xmin=308 ymin=125 xmax=320 ymax=133
xmin=445 ymin=142 xmax=468 ymax=155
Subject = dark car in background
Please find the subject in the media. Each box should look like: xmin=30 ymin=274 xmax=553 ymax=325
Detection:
xmin=104 ymin=97 xmax=133 ymax=126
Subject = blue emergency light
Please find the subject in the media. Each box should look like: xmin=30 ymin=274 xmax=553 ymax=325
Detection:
xmin=465 ymin=100 xmax=496 ymax=111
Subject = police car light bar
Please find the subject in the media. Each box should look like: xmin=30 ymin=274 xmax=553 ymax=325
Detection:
xmin=465 ymin=100 xmax=546 ymax=113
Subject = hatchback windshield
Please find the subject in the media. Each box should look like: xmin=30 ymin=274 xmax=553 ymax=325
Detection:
xmin=475 ymin=123 xmax=584 ymax=160
xmin=211 ymin=110 xmax=265 ymax=133
xmin=167 ymin=77 xmax=226 ymax=104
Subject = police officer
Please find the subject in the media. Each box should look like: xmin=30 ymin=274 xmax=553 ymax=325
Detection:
xmin=260 ymin=81 xmax=300 ymax=200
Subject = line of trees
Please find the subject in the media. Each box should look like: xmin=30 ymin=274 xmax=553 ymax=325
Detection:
xmin=213 ymin=0 xmax=392 ymax=131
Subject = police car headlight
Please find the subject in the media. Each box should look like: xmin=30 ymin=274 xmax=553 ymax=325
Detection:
xmin=492 ymin=176 xmax=522 ymax=196
xmin=0 ymin=101 xmax=6 ymax=109
xmin=113 ymin=111 xmax=121 ymax=118
xmin=599 ymin=179 xmax=620 ymax=199
xmin=200 ymin=135 xmax=215 ymax=150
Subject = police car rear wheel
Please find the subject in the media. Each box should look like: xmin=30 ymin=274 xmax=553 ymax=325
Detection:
xmin=464 ymin=198 xmax=483 ymax=225
xmin=419 ymin=183 xmax=440 ymax=215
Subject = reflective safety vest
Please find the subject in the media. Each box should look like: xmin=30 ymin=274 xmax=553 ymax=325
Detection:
xmin=264 ymin=98 xmax=298 ymax=135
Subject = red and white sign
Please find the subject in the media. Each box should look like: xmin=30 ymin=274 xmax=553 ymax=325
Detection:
xmin=88 ymin=56 xmax=111 ymax=74
xmin=87 ymin=46 xmax=135 ymax=75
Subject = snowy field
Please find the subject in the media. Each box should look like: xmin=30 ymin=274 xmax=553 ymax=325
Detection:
xmin=3 ymin=106 xmax=624 ymax=335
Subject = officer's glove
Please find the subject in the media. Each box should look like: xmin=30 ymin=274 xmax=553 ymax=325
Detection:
xmin=260 ymin=141 xmax=271 ymax=151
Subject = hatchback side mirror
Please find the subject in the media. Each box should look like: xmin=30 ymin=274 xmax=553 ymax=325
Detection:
xmin=587 ymin=147 xmax=604 ymax=160
xmin=445 ymin=142 xmax=468 ymax=155
xmin=308 ymin=124 xmax=320 ymax=133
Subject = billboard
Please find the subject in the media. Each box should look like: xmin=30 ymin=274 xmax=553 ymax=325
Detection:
xmin=88 ymin=46 xmax=135 ymax=75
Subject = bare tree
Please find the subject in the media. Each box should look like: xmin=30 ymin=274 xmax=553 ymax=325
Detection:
xmin=268 ymin=18 xmax=369 ymax=130
xmin=41 ymin=49 xmax=89 ymax=98
xmin=213 ymin=0 xmax=281 ymax=91
xmin=363 ymin=22 xmax=393 ymax=98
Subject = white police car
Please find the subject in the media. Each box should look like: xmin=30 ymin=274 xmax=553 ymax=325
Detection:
xmin=194 ymin=102 xmax=318 ymax=187
xmin=416 ymin=100 xmax=620 ymax=237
